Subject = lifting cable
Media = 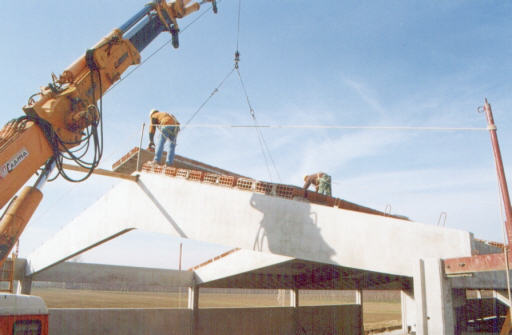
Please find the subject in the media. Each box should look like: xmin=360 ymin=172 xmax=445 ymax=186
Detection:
xmin=106 ymin=0 xmax=282 ymax=182
xmin=233 ymin=0 xmax=281 ymax=182
xmin=160 ymin=0 xmax=281 ymax=182
xmin=236 ymin=69 xmax=281 ymax=182
xmin=181 ymin=67 xmax=236 ymax=130
xmin=172 ymin=124 xmax=488 ymax=131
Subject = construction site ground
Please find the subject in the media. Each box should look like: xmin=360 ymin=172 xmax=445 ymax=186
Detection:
xmin=32 ymin=287 xmax=401 ymax=331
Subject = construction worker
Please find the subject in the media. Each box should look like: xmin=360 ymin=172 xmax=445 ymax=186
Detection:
xmin=303 ymin=172 xmax=332 ymax=197
xmin=147 ymin=109 xmax=180 ymax=166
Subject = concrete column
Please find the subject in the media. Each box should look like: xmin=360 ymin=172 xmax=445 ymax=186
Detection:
xmin=355 ymin=289 xmax=362 ymax=305
xmin=419 ymin=258 xmax=456 ymax=334
xmin=401 ymin=289 xmax=416 ymax=334
xmin=18 ymin=276 xmax=32 ymax=295
xmin=413 ymin=259 xmax=427 ymax=335
xmin=354 ymin=284 xmax=364 ymax=333
xmin=277 ymin=289 xmax=287 ymax=306
xmin=188 ymin=286 xmax=199 ymax=310
xmin=290 ymin=288 xmax=299 ymax=334
xmin=188 ymin=286 xmax=199 ymax=335
xmin=290 ymin=288 xmax=299 ymax=307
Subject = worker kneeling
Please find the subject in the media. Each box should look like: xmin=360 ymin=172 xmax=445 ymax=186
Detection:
xmin=303 ymin=172 xmax=332 ymax=197
xmin=148 ymin=109 xmax=180 ymax=166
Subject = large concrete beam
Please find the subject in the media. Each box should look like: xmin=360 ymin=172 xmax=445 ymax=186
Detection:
xmin=27 ymin=173 xmax=474 ymax=277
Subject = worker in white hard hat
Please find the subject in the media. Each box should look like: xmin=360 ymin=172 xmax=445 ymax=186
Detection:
xmin=148 ymin=109 xmax=180 ymax=166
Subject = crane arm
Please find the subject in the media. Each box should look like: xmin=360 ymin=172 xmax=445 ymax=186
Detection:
xmin=0 ymin=0 xmax=217 ymax=265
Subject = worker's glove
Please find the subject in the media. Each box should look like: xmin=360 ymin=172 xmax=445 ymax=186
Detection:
xmin=148 ymin=142 xmax=155 ymax=151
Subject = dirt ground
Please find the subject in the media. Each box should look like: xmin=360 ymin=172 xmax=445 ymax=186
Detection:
xmin=32 ymin=288 xmax=401 ymax=331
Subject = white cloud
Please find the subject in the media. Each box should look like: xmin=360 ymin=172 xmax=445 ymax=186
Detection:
xmin=291 ymin=129 xmax=406 ymax=182
xmin=342 ymin=77 xmax=387 ymax=116
xmin=337 ymin=167 xmax=504 ymax=241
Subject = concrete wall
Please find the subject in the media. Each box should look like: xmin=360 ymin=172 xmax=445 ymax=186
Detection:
xmin=197 ymin=306 xmax=362 ymax=335
xmin=298 ymin=305 xmax=362 ymax=335
xmin=49 ymin=305 xmax=362 ymax=335
xmin=49 ymin=308 xmax=192 ymax=335
xmin=196 ymin=307 xmax=295 ymax=334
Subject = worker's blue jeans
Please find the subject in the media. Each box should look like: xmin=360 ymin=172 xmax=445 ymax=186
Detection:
xmin=154 ymin=126 xmax=177 ymax=166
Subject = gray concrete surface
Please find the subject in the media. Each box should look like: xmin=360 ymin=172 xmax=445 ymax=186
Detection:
xmin=27 ymin=172 xmax=473 ymax=277
xmin=450 ymin=270 xmax=512 ymax=290
xmin=49 ymin=305 xmax=361 ymax=335
xmin=49 ymin=308 xmax=192 ymax=335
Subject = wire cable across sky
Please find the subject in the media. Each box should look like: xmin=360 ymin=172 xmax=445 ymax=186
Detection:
xmin=156 ymin=124 xmax=489 ymax=131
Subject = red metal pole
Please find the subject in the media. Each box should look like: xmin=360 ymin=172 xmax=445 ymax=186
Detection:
xmin=484 ymin=99 xmax=512 ymax=246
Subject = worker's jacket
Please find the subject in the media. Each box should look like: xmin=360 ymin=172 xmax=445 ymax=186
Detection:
xmin=304 ymin=172 xmax=331 ymax=196
xmin=304 ymin=172 xmax=331 ymax=190
xmin=149 ymin=111 xmax=180 ymax=136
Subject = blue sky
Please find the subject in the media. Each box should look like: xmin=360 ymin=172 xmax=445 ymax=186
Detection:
xmin=1 ymin=1 xmax=512 ymax=269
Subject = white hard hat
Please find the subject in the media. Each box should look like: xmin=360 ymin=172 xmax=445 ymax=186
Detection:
xmin=149 ymin=109 xmax=158 ymax=117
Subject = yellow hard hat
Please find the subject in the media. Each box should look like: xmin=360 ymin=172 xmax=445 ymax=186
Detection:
xmin=149 ymin=109 xmax=158 ymax=117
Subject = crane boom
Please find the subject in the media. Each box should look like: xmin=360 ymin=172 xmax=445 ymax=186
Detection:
xmin=0 ymin=0 xmax=217 ymax=266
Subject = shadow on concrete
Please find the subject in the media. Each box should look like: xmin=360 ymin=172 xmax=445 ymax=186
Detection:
xmin=250 ymin=194 xmax=335 ymax=263
xmin=136 ymin=179 xmax=188 ymax=238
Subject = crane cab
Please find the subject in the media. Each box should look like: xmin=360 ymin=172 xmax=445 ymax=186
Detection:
xmin=0 ymin=293 xmax=48 ymax=335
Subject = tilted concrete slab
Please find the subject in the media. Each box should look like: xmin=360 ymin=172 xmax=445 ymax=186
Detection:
xmin=27 ymin=170 xmax=474 ymax=278
xmin=192 ymin=249 xmax=410 ymax=290
xmin=192 ymin=249 xmax=294 ymax=286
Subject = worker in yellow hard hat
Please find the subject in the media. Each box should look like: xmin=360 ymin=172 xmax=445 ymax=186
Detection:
xmin=148 ymin=109 xmax=180 ymax=166
xmin=303 ymin=172 xmax=332 ymax=197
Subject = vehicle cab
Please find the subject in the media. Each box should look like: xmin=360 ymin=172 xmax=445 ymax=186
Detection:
xmin=0 ymin=293 xmax=48 ymax=335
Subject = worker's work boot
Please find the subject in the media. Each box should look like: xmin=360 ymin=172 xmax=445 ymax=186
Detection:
xmin=165 ymin=162 xmax=172 ymax=167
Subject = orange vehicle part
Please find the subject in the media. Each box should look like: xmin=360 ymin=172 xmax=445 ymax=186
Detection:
xmin=0 ymin=186 xmax=43 ymax=267
xmin=0 ymin=122 xmax=52 ymax=210
xmin=23 ymin=29 xmax=140 ymax=145
xmin=0 ymin=293 xmax=48 ymax=335
xmin=0 ymin=314 xmax=48 ymax=335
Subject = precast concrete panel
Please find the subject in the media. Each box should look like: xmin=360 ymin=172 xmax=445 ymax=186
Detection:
xmin=49 ymin=308 xmax=192 ymax=335
xmin=49 ymin=306 xmax=361 ymax=335
xmin=28 ymin=173 xmax=474 ymax=277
